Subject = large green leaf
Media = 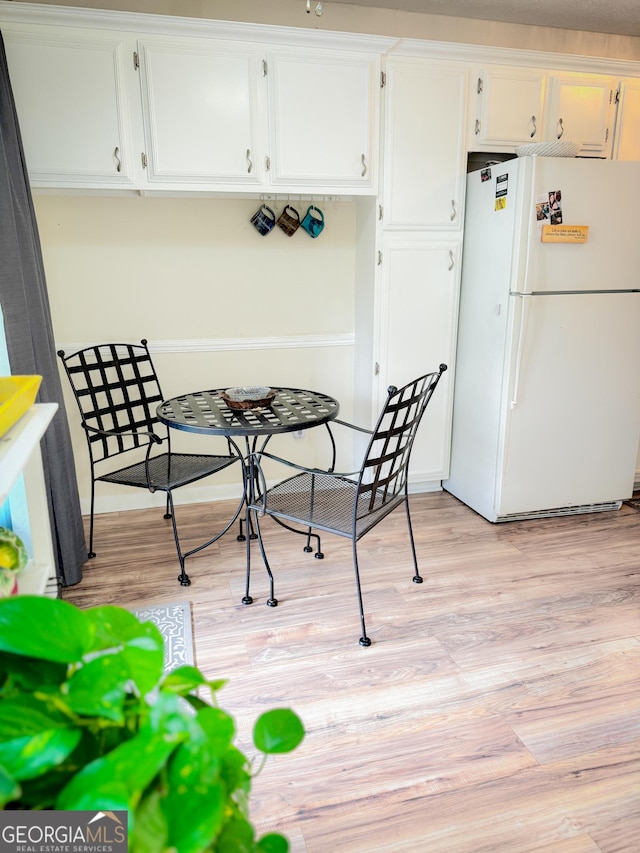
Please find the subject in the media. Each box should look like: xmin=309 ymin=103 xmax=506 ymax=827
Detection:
xmin=84 ymin=605 xmax=142 ymax=651
xmin=130 ymin=788 xmax=169 ymax=853
xmin=57 ymin=726 xmax=181 ymax=811
xmin=65 ymin=654 xmax=132 ymax=722
xmin=84 ymin=606 xmax=164 ymax=695
xmin=0 ymin=763 xmax=20 ymax=807
xmin=56 ymin=779 xmax=130 ymax=812
xmin=163 ymin=728 xmax=226 ymax=853
xmin=196 ymin=705 xmax=236 ymax=753
xmin=253 ymin=710 xmax=305 ymax=755
xmin=219 ymin=745 xmax=251 ymax=804
xmin=0 ymin=597 xmax=93 ymax=663
xmin=161 ymin=665 xmax=224 ymax=696
xmin=256 ymin=833 xmax=289 ymax=853
xmin=0 ymin=651 xmax=67 ymax=694
xmin=0 ymin=728 xmax=81 ymax=780
xmin=215 ymin=812 xmax=255 ymax=853
xmin=0 ymin=695 xmax=69 ymax=739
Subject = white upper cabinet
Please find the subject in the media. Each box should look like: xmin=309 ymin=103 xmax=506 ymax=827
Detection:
xmin=265 ymin=48 xmax=380 ymax=192
xmin=471 ymin=66 xmax=618 ymax=158
xmin=545 ymin=73 xmax=617 ymax=156
xmin=3 ymin=25 xmax=137 ymax=188
xmin=472 ymin=66 xmax=546 ymax=149
xmin=614 ymin=79 xmax=640 ymax=161
xmin=382 ymin=58 xmax=468 ymax=229
xmin=136 ymin=37 xmax=265 ymax=188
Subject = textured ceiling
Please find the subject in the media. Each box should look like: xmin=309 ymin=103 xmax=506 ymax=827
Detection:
xmin=325 ymin=0 xmax=640 ymax=37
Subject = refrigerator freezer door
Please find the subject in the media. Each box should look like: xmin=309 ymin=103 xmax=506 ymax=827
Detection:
xmin=496 ymin=291 xmax=640 ymax=517
xmin=519 ymin=158 xmax=640 ymax=294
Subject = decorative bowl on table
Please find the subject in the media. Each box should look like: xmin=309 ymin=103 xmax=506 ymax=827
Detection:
xmin=221 ymin=386 xmax=277 ymax=410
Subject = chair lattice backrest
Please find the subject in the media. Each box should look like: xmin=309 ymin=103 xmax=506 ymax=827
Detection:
xmin=59 ymin=340 xmax=165 ymax=463
xmin=357 ymin=369 xmax=444 ymax=515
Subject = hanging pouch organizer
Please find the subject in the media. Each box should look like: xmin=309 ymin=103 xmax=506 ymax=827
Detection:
xmin=300 ymin=205 xmax=325 ymax=238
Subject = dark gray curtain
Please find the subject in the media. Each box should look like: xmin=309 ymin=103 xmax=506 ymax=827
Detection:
xmin=0 ymin=32 xmax=87 ymax=586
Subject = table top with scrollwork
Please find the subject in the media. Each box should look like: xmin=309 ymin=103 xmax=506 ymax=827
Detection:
xmin=156 ymin=387 xmax=340 ymax=437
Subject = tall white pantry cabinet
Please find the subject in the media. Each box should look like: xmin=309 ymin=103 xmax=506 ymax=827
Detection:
xmin=369 ymin=56 xmax=468 ymax=486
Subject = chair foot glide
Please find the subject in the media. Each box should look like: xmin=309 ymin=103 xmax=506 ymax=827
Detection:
xmin=242 ymin=595 xmax=253 ymax=605
xmin=303 ymin=545 xmax=313 ymax=553
xmin=267 ymin=598 xmax=278 ymax=607
xmin=359 ymin=637 xmax=372 ymax=647
xmin=164 ymin=513 xmax=172 ymax=520
xmin=314 ymin=552 xmax=324 ymax=560
xmin=178 ymin=573 xmax=191 ymax=586
xmin=412 ymin=575 xmax=423 ymax=584
xmin=88 ymin=552 xmax=96 ymax=559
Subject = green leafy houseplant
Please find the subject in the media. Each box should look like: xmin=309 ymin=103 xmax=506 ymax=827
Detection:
xmin=0 ymin=596 xmax=304 ymax=852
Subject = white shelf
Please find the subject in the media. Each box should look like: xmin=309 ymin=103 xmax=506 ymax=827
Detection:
xmin=0 ymin=403 xmax=58 ymax=597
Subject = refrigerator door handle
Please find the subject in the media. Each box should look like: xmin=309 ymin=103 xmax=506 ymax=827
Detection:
xmin=510 ymin=293 xmax=531 ymax=409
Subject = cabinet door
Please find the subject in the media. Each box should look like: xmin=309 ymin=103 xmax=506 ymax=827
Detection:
xmin=545 ymin=73 xmax=616 ymax=156
xmin=266 ymin=48 xmax=379 ymax=192
xmin=3 ymin=27 xmax=136 ymax=188
xmin=613 ymin=80 xmax=640 ymax=161
xmin=382 ymin=59 xmax=468 ymax=229
xmin=473 ymin=66 xmax=545 ymax=148
xmin=375 ymin=237 xmax=461 ymax=482
xmin=137 ymin=37 xmax=265 ymax=187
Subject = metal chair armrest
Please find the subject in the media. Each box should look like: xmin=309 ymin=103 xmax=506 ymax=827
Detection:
xmin=254 ymin=450 xmax=360 ymax=479
xmin=82 ymin=421 xmax=162 ymax=445
xmin=331 ymin=418 xmax=374 ymax=436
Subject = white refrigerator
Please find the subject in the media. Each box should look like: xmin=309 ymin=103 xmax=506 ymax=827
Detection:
xmin=443 ymin=155 xmax=640 ymax=522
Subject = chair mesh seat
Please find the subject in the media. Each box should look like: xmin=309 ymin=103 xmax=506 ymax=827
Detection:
xmin=265 ymin=472 xmax=403 ymax=539
xmin=99 ymin=452 xmax=238 ymax=492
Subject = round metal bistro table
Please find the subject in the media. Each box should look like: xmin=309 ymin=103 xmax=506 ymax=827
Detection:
xmin=157 ymin=387 xmax=340 ymax=442
xmin=156 ymin=387 xmax=340 ymax=584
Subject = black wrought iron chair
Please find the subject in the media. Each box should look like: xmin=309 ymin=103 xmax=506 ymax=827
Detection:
xmin=58 ymin=339 xmax=243 ymax=586
xmin=245 ymin=365 xmax=447 ymax=646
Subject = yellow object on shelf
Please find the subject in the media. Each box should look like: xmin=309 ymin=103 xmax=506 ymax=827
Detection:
xmin=0 ymin=376 xmax=42 ymax=439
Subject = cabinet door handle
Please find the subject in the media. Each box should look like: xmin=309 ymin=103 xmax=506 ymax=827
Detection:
xmin=361 ymin=154 xmax=367 ymax=178
xmin=114 ymin=146 xmax=121 ymax=173
xmin=556 ymin=117 xmax=564 ymax=139
xmin=450 ymin=200 xmax=457 ymax=221
xmin=246 ymin=149 xmax=252 ymax=174
xmin=475 ymin=118 xmax=481 ymax=135
xmin=448 ymin=250 xmax=454 ymax=271
xmin=529 ymin=115 xmax=537 ymax=138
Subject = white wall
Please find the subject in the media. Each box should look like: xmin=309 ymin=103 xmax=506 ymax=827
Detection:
xmin=36 ymin=194 xmax=357 ymax=512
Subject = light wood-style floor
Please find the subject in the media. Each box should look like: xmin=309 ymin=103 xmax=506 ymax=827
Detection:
xmin=62 ymin=491 xmax=640 ymax=853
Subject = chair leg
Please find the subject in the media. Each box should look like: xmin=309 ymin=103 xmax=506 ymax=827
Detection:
xmin=244 ymin=509 xmax=277 ymax=607
xmin=88 ymin=478 xmax=97 ymax=559
xmin=404 ymin=497 xmax=423 ymax=584
xmin=165 ymin=492 xmax=190 ymax=587
xmin=237 ymin=516 xmax=258 ymax=542
xmin=243 ymin=506 xmax=253 ymax=604
xmin=352 ymin=541 xmax=371 ymax=647
xmin=303 ymin=528 xmax=324 ymax=559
